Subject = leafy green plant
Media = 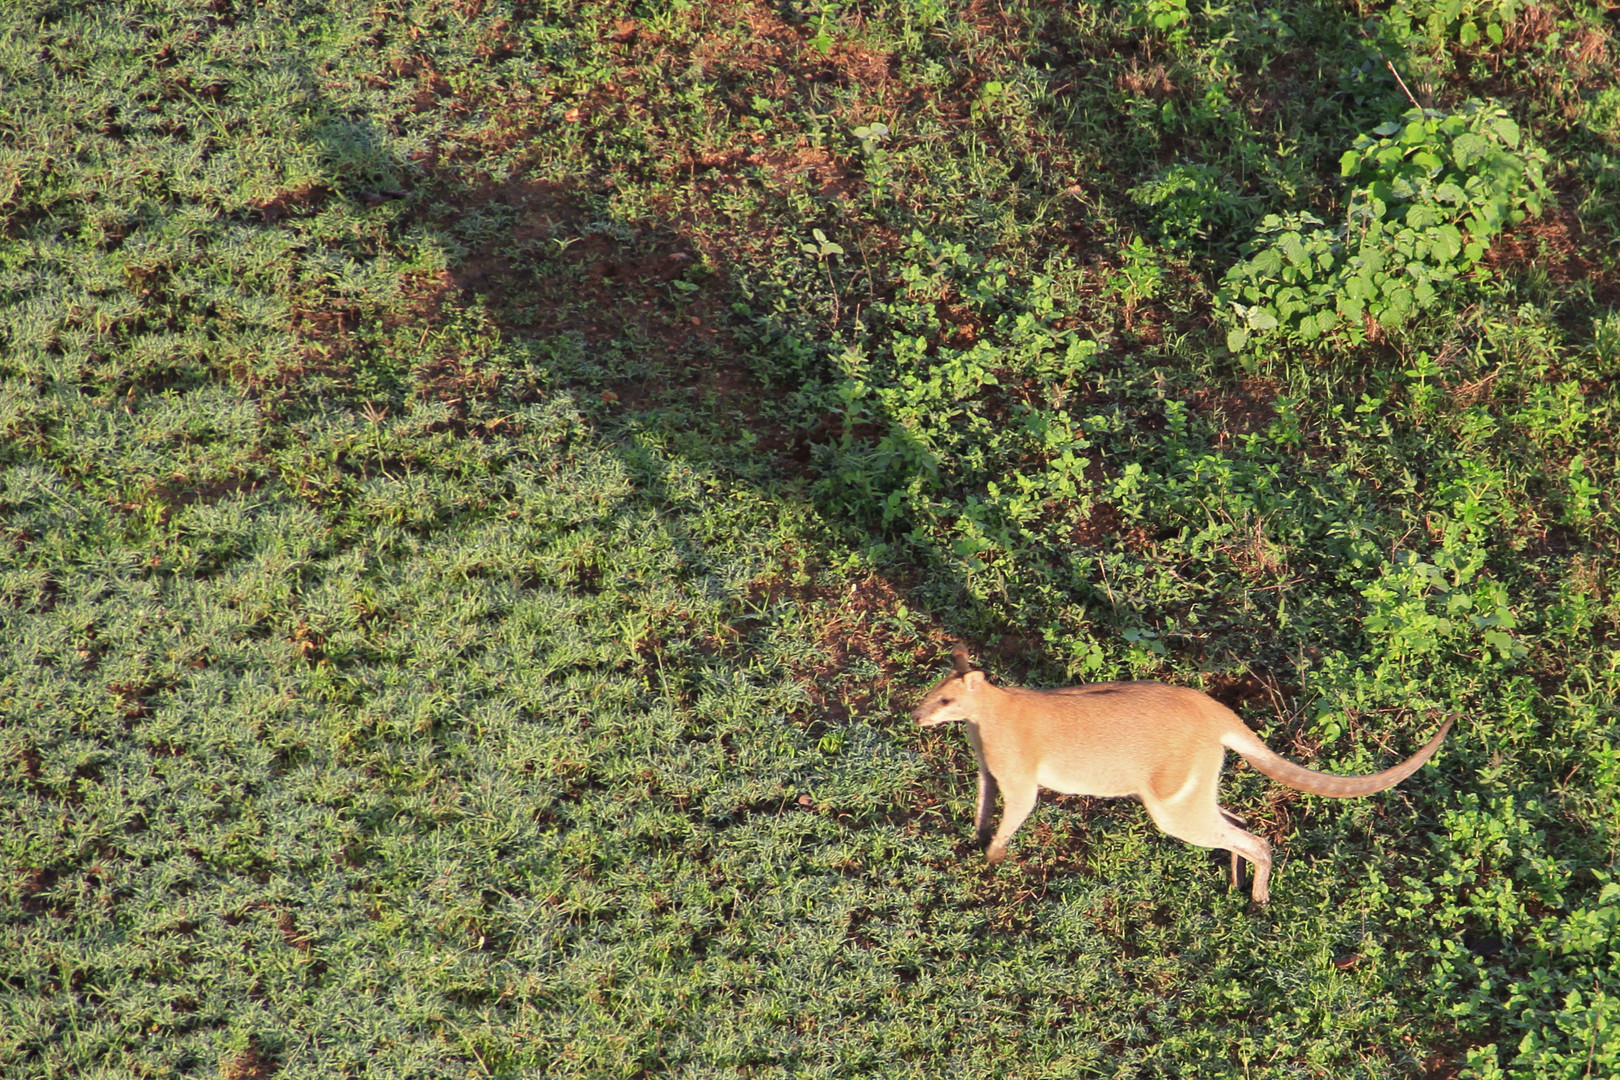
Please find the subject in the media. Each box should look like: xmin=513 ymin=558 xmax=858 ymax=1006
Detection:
xmin=1130 ymin=0 xmax=1191 ymax=42
xmin=1590 ymin=311 xmax=1620 ymax=378
xmin=968 ymin=78 xmax=1009 ymax=125
xmin=816 ymin=233 xmax=1097 ymax=570
xmin=807 ymin=0 xmax=842 ymax=54
xmin=1382 ymin=0 xmax=1522 ymax=51
xmin=1220 ymin=101 xmax=1548 ymax=353
xmin=1128 ymin=162 xmax=1257 ymax=254
xmin=852 ymin=122 xmax=893 ymax=207
xmin=1577 ymin=149 xmax=1620 ymax=239
xmin=851 ymin=122 xmax=890 ymax=155
xmin=801 ymin=227 xmax=847 ymax=322
xmin=1108 ymin=235 xmax=1166 ymax=309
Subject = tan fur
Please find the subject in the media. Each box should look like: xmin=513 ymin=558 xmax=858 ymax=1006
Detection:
xmin=913 ymin=646 xmax=1453 ymax=904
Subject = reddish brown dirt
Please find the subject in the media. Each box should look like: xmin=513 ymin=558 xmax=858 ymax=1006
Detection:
xmin=1482 ymin=200 xmax=1620 ymax=310
xmin=736 ymin=572 xmax=953 ymax=729
xmin=18 ymin=868 xmax=67 ymax=917
xmin=1070 ymin=501 xmax=1155 ymax=553
xmin=439 ymin=179 xmax=771 ymax=426
xmin=222 ymin=1038 xmax=278 ymax=1080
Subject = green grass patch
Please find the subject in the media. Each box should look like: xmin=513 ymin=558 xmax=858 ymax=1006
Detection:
xmin=2 ymin=1 xmax=1618 ymax=1078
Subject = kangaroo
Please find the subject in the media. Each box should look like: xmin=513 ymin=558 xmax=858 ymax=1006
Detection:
xmin=913 ymin=646 xmax=1453 ymax=904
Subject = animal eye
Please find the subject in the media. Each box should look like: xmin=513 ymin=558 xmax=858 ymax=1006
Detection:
xmin=939 ymin=697 xmax=953 ymax=706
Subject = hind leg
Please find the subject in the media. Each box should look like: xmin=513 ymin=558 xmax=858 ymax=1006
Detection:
xmin=1221 ymin=808 xmax=1248 ymax=893
xmin=1226 ymin=821 xmax=1271 ymax=905
xmin=1143 ymin=795 xmax=1274 ymax=905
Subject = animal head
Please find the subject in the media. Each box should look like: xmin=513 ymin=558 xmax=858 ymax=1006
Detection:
xmin=912 ymin=645 xmax=990 ymax=727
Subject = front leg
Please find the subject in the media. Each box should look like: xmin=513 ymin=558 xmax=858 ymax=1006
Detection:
xmin=964 ymin=721 xmax=999 ymax=850
xmin=985 ymin=777 xmax=1038 ymax=863
xmin=975 ymin=765 xmax=1000 ymax=850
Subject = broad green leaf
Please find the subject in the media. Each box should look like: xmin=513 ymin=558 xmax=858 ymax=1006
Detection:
xmin=1412 ymin=149 xmax=1444 ymax=174
xmin=1247 ymin=307 xmax=1279 ymax=331
xmin=1432 ymin=224 xmax=1463 ymax=261
xmin=1252 ymin=248 xmax=1284 ymax=277
xmin=1381 ymin=286 xmax=1414 ymax=324
xmin=1452 ymin=132 xmax=1489 ymax=168
xmin=1407 ymin=204 xmax=1439 ymax=229
xmin=1278 ymin=232 xmax=1309 ymax=269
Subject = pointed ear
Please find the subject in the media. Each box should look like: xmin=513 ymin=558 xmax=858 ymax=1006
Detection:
xmin=962 ymin=670 xmax=986 ymax=690
xmin=951 ymin=644 xmax=973 ymax=674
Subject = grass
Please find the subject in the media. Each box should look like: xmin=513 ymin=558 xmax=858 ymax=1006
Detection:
xmin=2 ymin=0 xmax=1618 ymax=1077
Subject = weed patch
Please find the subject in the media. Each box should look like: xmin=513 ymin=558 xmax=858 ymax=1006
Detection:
xmin=1221 ymin=101 xmax=1549 ymax=353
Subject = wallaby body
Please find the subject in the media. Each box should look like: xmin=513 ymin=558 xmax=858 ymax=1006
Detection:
xmin=913 ymin=647 xmax=1453 ymax=904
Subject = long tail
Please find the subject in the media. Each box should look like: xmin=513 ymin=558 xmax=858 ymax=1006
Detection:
xmin=1223 ymin=717 xmax=1455 ymax=798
